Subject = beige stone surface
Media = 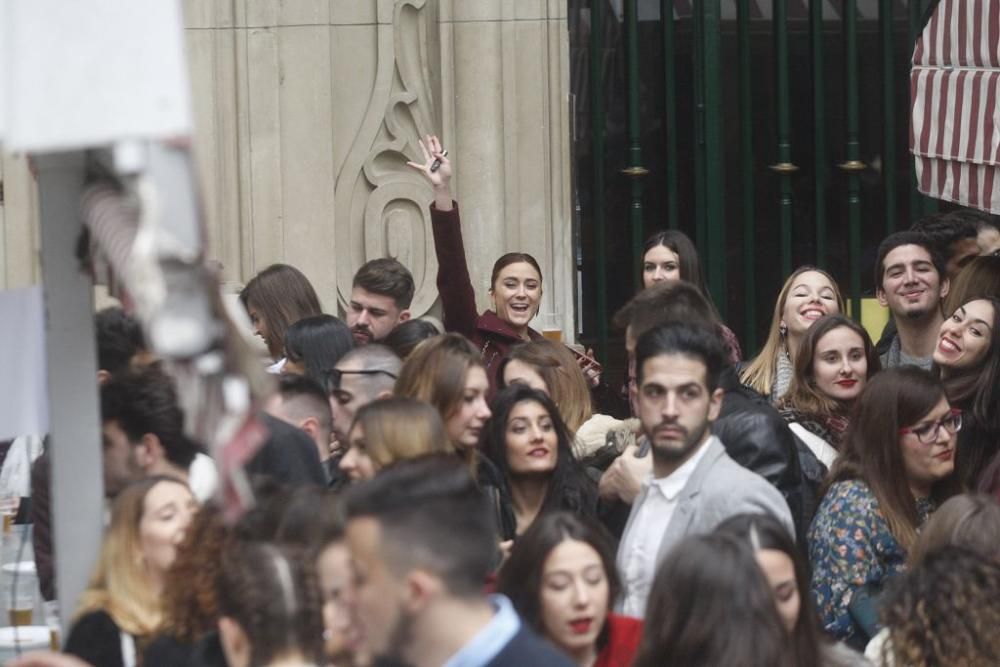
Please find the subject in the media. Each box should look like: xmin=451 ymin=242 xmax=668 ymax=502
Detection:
xmin=0 ymin=0 xmax=575 ymax=339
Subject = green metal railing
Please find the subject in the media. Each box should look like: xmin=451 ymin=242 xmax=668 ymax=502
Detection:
xmin=582 ymin=0 xmax=938 ymax=357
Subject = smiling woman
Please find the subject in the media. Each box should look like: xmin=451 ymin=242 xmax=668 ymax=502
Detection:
xmin=932 ymin=297 xmax=1000 ymax=491
xmin=407 ymin=135 xmax=545 ymax=394
xmin=740 ymin=266 xmax=845 ymax=403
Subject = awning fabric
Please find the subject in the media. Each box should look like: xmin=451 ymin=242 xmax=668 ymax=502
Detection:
xmin=911 ymin=0 xmax=1000 ymax=213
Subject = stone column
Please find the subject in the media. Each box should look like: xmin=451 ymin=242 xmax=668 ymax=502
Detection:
xmin=2 ymin=0 xmax=576 ymax=339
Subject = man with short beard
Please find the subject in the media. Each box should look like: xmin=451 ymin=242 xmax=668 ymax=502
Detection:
xmin=875 ymin=231 xmax=950 ymax=369
xmin=343 ymin=456 xmax=573 ymax=667
xmin=346 ymin=258 xmax=414 ymax=345
xmin=615 ymin=323 xmax=794 ymax=617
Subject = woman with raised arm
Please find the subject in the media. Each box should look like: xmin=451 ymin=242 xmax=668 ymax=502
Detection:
xmin=408 ymin=136 xmax=599 ymax=396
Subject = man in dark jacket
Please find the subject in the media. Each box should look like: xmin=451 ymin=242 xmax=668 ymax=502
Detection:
xmin=598 ymin=283 xmax=811 ymax=542
xmin=344 ymin=456 xmax=573 ymax=667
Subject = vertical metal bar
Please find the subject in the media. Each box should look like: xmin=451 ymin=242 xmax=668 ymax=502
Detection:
xmin=662 ymin=0 xmax=679 ymax=230
xmin=737 ymin=0 xmax=756 ymax=348
xmin=35 ymin=152 xmax=104 ymax=632
xmin=881 ymin=0 xmax=897 ymax=235
xmin=770 ymin=0 xmax=798 ymax=278
xmin=623 ymin=0 xmax=648 ymax=294
xmin=841 ymin=0 xmax=866 ymax=319
xmin=589 ymin=0 xmax=608 ymax=361
xmin=810 ymin=0 xmax=828 ymax=267
xmin=692 ymin=0 xmax=708 ymax=254
xmin=702 ymin=0 xmax=726 ymax=311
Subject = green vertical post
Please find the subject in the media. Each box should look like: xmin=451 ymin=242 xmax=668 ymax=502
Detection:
xmin=702 ymin=0 xmax=726 ymax=311
xmin=662 ymin=0 xmax=679 ymax=230
xmin=841 ymin=0 xmax=866 ymax=319
xmin=589 ymin=0 xmax=608 ymax=361
xmin=809 ymin=0 xmax=828 ymax=267
xmin=881 ymin=0 xmax=897 ymax=235
xmin=737 ymin=0 xmax=756 ymax=349
xmin=692 ymin=0 xmax=708 ymax=254
xmin=623 ymin=0 xmax=648 ymax=294
xmin=770 ymin=0 xmax=797 ymax=278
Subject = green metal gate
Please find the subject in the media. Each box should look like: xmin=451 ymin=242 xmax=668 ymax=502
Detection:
xmin=572 ymin=0 xmax=946 ymax=360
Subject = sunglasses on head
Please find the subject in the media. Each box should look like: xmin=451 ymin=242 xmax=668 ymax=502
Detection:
xmin=324 ymin=368 xmax=398 ymax=392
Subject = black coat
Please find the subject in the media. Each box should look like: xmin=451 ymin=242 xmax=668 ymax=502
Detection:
xmin=713 ymin=367 xmax=812 ymax=544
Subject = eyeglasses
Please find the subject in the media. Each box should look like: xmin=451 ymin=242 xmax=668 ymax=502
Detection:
xmin=324 ymin=368 xmax=398 ymax=392
xmin=898 ymin=408 xmax=962 ymax=444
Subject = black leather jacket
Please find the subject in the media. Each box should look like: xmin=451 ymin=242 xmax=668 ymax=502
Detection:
xmin=713 ymin=367 xmax=812 ymax=545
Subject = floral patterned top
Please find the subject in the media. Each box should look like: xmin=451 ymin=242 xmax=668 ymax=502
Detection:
xmin=807 ymin=479 xmax=934 ymax=644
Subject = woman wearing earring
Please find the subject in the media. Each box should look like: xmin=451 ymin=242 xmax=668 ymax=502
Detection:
xmin=741 ymin=267 xmax=845 ymax=403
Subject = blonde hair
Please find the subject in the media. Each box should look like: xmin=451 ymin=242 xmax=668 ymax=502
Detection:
xmin=74 ymin=476 xmax=192 ymax=637
xmin=741 ymin=266 xmax=844 ymax=397
xmin=501 ymin=340 xmax=592 ymax=433
xmin=354 ymin=397 xmax=456 ymax=468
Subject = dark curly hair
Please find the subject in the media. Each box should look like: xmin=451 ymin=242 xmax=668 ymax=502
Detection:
xmin=158 ymin=503 xmax=230 ymax=643
xmin=216 ymin=542 xmax=325 ymax=666
xmin=883 ymin=546 xmax=1000 ymax=667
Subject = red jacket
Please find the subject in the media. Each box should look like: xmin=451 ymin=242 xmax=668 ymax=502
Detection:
xmin=430 ymin=202 xmax=541 ymax=394
xmin=595 ymin=614 xmax=643 ymax=667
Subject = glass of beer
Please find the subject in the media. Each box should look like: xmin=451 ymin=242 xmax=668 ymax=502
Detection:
xmin=537 ymin=313 xmax=562 ymax=342
xmin=2 ymin=561 xmax=37 ymax=626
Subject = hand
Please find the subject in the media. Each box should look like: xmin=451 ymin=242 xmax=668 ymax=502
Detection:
xmin=406 ymin=135 xmax=453 ymax=204
xmin=7 ymin=653 xmax=94 ymax=667
xmin=598 ymin=442 xmax=650 ymax=504
xmin=577 ymin=347 xmax=602 ymax=388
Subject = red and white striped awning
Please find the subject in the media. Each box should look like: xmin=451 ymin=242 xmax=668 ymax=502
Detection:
xmin=911 ymin=0 xmax=1000 ymax=213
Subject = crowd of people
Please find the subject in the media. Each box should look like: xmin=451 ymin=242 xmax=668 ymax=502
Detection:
xmin=6 ymin=135 xmax=1000 ymax=667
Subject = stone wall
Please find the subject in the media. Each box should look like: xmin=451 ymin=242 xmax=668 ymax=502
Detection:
xmin=0 ymin=0 xmax=575 ymax=338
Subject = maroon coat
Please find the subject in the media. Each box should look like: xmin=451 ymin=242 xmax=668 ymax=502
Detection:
xmin=430 ymin=202 xmax=542 ymax=394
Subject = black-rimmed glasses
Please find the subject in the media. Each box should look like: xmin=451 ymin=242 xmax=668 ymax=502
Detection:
xmin=898 ymin=408 xmax=962 ymax=444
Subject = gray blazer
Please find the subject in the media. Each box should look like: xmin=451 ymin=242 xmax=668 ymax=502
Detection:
xmin=619 ymin=435 xmax=795 ymax=569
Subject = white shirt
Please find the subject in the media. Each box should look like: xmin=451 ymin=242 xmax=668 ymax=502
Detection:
xmin=617 ymin=436 xmax=714 ymax=617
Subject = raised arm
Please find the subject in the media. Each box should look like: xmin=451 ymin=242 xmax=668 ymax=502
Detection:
xmin=407 ymin=135 xmax=479 ymax=339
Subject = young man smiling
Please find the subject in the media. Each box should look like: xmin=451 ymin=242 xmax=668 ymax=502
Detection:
xmin=875 ymin=231 xmax=950 ymax=370
xmin=615 ymin=323 xmax=794 ymax=617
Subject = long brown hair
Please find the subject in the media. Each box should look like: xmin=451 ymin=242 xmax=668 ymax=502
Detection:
xmin=499 ymin=340 xmax=592 ymax=433
xmin=779 ymin=314 xmax=880 ymax=418
xmin=741 ymin=266 xmax=845 ymax=397
xmin=826 ymin=368 xmax=961 ymax=551
xmin=394 ymin=333 xmax=484 ymax=463
xmin=239 ymin=263 xmax=323 ymax=358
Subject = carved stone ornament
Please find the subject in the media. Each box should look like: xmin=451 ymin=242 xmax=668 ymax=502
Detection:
xmin=334 ymin=0 xmax=440 ymax=316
